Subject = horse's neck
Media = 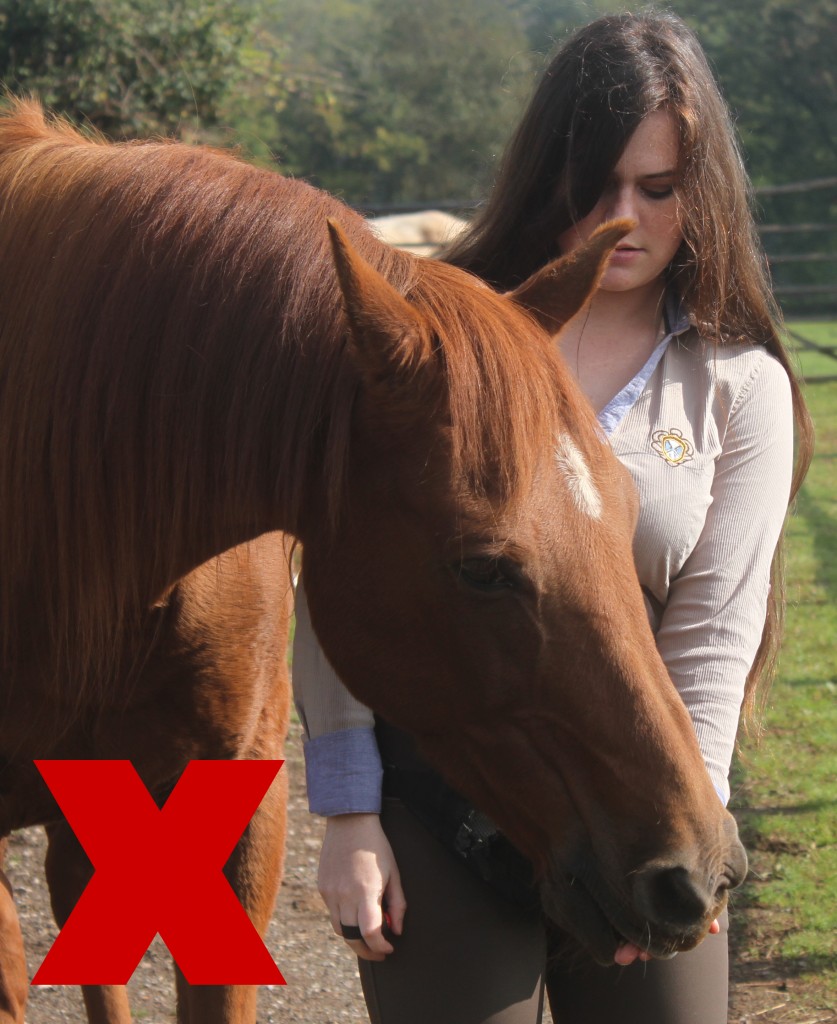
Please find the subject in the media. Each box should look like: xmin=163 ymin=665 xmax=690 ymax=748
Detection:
xmin=157 ymin=271 xmax=350 ymax=583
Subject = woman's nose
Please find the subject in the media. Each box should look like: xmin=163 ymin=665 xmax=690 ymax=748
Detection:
xmin=605 ymin=186 xmax=637 ymax=220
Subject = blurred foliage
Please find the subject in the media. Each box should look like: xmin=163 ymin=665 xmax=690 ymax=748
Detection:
xmin=222 ymin=0 xmax=534 ymax=205
xmin=674 ymin=0 xmax=836 ymax=184
xmin=2 ymin=0 xmax=834 ymax=195
xmin=672 ymin=0 xmax=837 ymax=309
xmin=0 ymin=0 xmax=252 ymax=137
xmin=0 ymin=0 xmax=834 ymax=308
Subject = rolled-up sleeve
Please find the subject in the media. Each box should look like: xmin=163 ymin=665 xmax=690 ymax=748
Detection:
xmin=292 ymin=576 xmax=383 ymax=815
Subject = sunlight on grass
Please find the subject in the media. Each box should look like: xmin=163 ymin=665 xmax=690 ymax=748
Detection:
xmin=730 ymin=321 xmax=837 ymax=993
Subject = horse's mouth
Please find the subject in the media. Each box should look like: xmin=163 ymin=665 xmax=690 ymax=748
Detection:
xmin=542 ymin=872 xmax=703 ymax=967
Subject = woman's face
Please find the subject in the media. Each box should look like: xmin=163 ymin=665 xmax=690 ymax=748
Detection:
xmin=557 ymin=110 xmax=683 ymax=295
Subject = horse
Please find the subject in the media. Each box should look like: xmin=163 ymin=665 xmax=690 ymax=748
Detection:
xmin=366 ymin=209 xmax=468 ymax=255
xmin=0 ymin=100 xmax=747 ymax=1024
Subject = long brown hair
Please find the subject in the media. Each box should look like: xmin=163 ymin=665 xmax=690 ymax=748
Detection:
xmin=446 ymin=9 xmax=814 ymax=727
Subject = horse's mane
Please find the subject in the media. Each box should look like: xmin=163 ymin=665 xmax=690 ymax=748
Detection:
xmin=0 ymin=99 xmax=586 ymax=699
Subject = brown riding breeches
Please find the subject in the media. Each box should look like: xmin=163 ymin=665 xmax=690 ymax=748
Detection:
xmin=358 ymin=799 xmax=730 ymax=1024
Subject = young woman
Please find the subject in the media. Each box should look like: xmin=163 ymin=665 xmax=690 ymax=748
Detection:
xmin=292 ymin=10 xmax=813 ymax=1023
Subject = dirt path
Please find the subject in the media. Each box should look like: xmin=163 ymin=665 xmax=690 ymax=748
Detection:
xmin=6 ymin=740 xmax=831 ymax=1023
xmin=9 ymin=739 xmax=364 ymax=1024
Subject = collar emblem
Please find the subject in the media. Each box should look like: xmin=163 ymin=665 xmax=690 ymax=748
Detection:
xmin=652 ymin=428 xmax=693 ymax=466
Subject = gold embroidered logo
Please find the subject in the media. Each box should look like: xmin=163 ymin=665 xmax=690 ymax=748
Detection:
xmin=651 ymin=428 xmax=693 ymax=466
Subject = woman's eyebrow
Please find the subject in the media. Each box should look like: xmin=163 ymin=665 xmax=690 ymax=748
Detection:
xmin=639 ymin=169 xmax=676 ymax=179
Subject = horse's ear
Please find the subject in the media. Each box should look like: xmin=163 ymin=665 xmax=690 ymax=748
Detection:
xmin=327 ymin=218 xmax=432 ymax=381
xmin=508 ymin=219 xmax=636 ymax=334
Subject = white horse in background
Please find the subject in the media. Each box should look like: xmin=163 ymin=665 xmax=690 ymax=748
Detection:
xmin=367 ymin=209 xmax=468 ymax=256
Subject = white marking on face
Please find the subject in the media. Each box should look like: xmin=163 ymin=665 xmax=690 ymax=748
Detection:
xmin=555 ymin=435 xmax=603 ymax=519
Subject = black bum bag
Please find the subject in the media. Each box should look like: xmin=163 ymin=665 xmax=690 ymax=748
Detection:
xmin=379 ymin=744 xmax=539 ymax=911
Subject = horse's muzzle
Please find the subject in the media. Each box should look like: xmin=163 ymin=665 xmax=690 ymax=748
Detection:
xmin=542 ymin=822 xmax=748 ymax=965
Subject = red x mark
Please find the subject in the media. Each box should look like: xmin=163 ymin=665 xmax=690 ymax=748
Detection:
xmin=33 ymin=759 xmax=285 ymax=985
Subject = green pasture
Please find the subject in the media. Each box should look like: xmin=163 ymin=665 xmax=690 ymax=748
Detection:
xmin=730 ymin=319 xmax=837 ymax=1006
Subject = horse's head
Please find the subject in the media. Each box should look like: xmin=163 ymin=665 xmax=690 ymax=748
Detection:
xmin=301 ymin=218 xmax=747 ymax=964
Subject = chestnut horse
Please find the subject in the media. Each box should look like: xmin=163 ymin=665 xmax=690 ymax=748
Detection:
xmin=0 ymin=101 xmax=746 ymax=1024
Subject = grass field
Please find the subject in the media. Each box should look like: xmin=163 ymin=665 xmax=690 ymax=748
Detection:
xmin=729 ymin=319 xmax=837 ymax=1016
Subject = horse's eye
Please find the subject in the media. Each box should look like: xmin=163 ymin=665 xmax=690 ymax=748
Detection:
xmin=457 ymin=557 xmax=515 ymax=592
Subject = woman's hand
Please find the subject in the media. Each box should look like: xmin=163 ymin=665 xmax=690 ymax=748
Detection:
xmin=318 ymin=812 xmax=407 ymax=962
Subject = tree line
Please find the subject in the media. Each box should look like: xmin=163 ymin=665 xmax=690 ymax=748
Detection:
xmin=1 ymin=0 xmax=834 ymax=310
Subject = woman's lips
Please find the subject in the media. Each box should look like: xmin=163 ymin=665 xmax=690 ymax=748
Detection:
xmin=610 ymin=246 xmax=644 ymax=260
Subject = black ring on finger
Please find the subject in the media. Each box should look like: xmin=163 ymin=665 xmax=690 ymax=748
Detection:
xmin=340 ymin=923 xmax=363 ymax=941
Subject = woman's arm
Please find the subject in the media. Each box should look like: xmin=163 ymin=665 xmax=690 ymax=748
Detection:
xmin=292 ymin=578 xmax=405 ymax=956
xmin=292 ymin=577 xmax=382 ymax=814
xmin=655 ymin=352 xmax=795 ymax=802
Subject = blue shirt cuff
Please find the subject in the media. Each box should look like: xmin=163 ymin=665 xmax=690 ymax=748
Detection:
xmin=303 ymin=727 xmax=384 ymax=816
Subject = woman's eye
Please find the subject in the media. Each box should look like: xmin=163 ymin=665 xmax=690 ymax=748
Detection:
xmin=457 ymin=558 xmax=515 ymax=592
xmin=641 ymin=185 xmax=674 ymax=200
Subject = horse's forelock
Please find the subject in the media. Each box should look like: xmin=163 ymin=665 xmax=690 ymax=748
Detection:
xmin=407 ymin=260 xmax=587 ymax=504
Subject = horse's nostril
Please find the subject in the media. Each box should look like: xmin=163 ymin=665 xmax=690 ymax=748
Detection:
xmin=713 ymin=878 xmax=731 ymax=905
xmin=726 ymin=830 xmax=749 ymax=890
xmin=633 ymin=864 xmax=712 ymax=928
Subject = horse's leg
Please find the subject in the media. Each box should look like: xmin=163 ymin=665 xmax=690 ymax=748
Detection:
xmin=0 ymin=838 xmax=28 ymax=1024
xmin=174 ymin=741 xmax=288 ymax=1024
xmin=169 ymin=534 xmax=293 ymax=1024
xmin=44 ymin=821 xmax=133 ymax=1024
xmin=79 ymin=986 xmax=132 ymax=1024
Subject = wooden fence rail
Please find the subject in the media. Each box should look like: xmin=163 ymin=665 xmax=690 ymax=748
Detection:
xmin=361 ymin=177 xmax=837 ymax=309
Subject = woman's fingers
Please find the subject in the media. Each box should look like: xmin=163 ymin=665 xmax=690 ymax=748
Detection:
xmin=357 ymin=900 xmax=397 ymax=957
xmin=340 ymin=926 xmax=389 ymax=962
xmin=319 ymin=813 xmax=404 ymax=960
xmin=383 ymin=868 xmax=407 ymax=937
xmin=332 ymin=898 xmax=395 ymax=960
